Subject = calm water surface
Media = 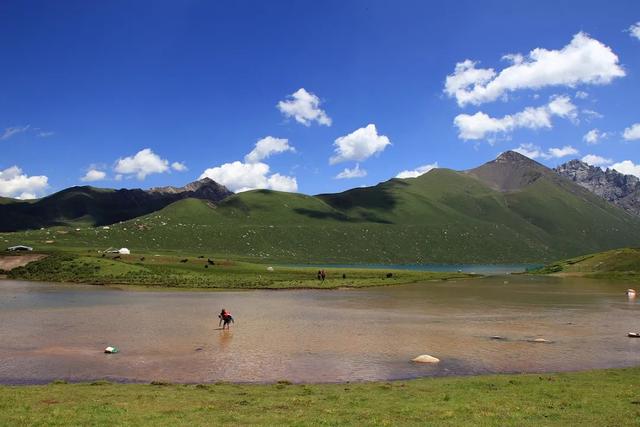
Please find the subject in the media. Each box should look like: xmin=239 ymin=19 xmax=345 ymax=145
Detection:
xmin=0 ymin=276 xmax=639 ymax=384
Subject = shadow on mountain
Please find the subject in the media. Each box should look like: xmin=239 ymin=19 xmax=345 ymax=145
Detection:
xmin=293 ymin=208 xmax=392 ymax=224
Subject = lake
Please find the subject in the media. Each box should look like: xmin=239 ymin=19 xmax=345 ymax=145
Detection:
xmin=0 ymin=276 xmax=638 ymax=384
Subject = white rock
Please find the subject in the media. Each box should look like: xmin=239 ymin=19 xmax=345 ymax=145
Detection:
xmin=532 ymin=338 xmax=549 ymax=343
xmin=412 ymin=354 xmax=440 ymax=363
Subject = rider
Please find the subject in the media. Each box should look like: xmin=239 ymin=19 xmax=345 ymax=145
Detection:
xmin=218 ymin=308 xmax=234 ymax=329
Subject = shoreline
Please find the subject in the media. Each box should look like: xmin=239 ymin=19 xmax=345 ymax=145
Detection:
xmin=2 ymin=363 xmax=640 ymax=387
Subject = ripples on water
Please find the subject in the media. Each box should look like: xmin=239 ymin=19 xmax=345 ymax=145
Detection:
xmin=0 ymin=276 xmax=638 ymax=384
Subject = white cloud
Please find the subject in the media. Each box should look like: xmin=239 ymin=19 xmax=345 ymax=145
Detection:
xmin=629 ymin=22 xmax=640 ymax=41
xmin=611 ymin=160 xmax=640 ymax=178
xmin=114 ymin=174 xmax=123 ymax=181
xmin=512 ymin=143 xmax=545 ymax=159
xmin=330 ymin=124 xmax=391 ymax=164
xmin=244 ymin=136 xmax=295 ymax=163
xmin=445 ymin=32 xmax=625 ymax=106
xmin=581 ymin=154 xmax=613 ymax=167
xmin=0 ymin=125 xmax=30 ymax=141
xmin=623 ymin=123 xmax=640 ymax=141
xmin=81 ymin=169 xmax=107 ymax=182
xmin=277 ymin=88 xmax=332 ymax=126
xmin=582 ymin=109 xmax=603 ymax=120
xmin=583 ymin=129 xmax=608 ymax=145
xmin=512 ymin=143 xmax=578 ymax=160
xmin=575 ymin=91 xmax=589 ymax=99
xmin=199 ymin=161 xmax=297 ymax=193
xmin=114 ymin=148 xmax=170 ymax=180
xmin=0 ymin=165 xmax=48 ymax=199
xmin=171 ymin=161 xmax=187 ymax=172
xmin=396 ymin=162 xmax=438 ymax=179
xmin=335 ymin=164 xmax=367 ymax=179
xmin=454 ymin=95 xmax=577 ymax=140
xmin=547 ymin=145 xmax=579 ymax=158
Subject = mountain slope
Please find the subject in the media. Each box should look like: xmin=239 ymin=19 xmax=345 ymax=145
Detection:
xmin=555 ymin=159 xmax=640 ymax=216
xmin=0 ymin=178 xmax=232 ymax=232
xmin=13 ymin=151 xmax=640 ymax=264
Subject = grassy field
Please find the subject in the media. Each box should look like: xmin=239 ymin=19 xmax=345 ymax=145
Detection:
xmin=0 ymin=368 xmax=639 ymax=426
xmin=531 ymin=248 xmax=640 ymax=283
xmin=4 ymin=252 xmax=474 ymax=289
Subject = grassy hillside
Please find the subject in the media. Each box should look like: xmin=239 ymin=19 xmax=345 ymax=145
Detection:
xmin=0 ymin=179 xmax=231 ymax=232
xmin=1 ymin=368 xmax=638 ymax=426
xmin=531 ymin=248 xmax=640 ymax=282
xmin=3 ymin=153 xmax=640 ymax=264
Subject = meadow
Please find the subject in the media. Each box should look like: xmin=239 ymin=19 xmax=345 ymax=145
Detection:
xmin=0 ymin=368 xmax=638 ymax=426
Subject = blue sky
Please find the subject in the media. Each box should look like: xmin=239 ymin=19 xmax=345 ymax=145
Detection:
xmin=1 ymin=0 xmax=639 ymax=198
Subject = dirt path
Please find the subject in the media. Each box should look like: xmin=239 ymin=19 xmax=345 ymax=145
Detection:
xmin=0 ymin=254 xmax=47 ymax=271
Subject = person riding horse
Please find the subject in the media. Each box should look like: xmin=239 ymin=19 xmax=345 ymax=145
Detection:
xmin=218 ymin=308 xmax=234 ymax=329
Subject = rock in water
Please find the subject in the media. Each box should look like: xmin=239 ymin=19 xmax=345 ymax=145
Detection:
xmin=412 ymin=354 xmax=440 ymax=363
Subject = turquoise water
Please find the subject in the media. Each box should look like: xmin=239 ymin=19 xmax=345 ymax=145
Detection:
xmin=283 ymin=263 xmax=541 ymax=274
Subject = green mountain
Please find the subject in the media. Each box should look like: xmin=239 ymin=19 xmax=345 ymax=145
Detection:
xmin=12 ymin=151 xmax=640 ymax=264
xmin=0 ymin=178 xmax=232 ymax=232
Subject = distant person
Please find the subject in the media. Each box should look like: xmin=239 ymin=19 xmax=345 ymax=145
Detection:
xmin=321 ymin=270 xmax=326 ymax=281
xmin=218 ymin=308 xmax=234 ymax=330
xmin=317 ymin=270 xmax=322 ymax=280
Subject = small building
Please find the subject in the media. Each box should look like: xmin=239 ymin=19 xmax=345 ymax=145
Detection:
xmin=7 ymin=245 xmax=33 ymax=252
xmin=118 ymin=248 xmax=130 ymax=255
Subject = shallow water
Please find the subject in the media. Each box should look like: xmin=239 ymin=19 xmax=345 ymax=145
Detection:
xmin=0 ymin=276 xmax=639 ymax=384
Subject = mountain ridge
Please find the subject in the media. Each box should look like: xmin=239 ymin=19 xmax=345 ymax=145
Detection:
xmin=6 ymin=151 xmax=640 ymax=264
xmin=555 ymin=159 xmax=640 ymax=216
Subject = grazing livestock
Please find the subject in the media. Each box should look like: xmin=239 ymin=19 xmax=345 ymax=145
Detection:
xmin=180 ymin=259 xmax=188 ymax=263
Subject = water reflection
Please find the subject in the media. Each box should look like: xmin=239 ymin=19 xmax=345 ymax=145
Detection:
xmin=0 ymin=276 xmax=639 ymax=384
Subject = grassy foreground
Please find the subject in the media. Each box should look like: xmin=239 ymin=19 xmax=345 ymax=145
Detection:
xmin=1 ymin=368 xmax=639 ymax=426
xmin=3 ymin=252 xmax=474 ymax=289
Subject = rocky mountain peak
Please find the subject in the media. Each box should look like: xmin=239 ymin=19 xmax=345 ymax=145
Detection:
xmin=555 ymin=160 xmax=640 ymax=216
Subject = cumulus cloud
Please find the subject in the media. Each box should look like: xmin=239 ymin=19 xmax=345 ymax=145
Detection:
xmin=330 ymin=124 xmax=391 ymax=164
xmin=0 ymin=165 xmax=48 ymax=199
xmin=629 ymin=22 xmax=640 ymax=41
xmin=581 ymin=154 xmax=613 ymax=167
xmin=81 ymin=169 xmax=107 ymax=182
xmin=583 ymin=129 xmax=608 ymax=145
xmin=171 ymin=161 xmax=187 ymax=172
xmin=444 ymin=32 xmax=625 ymax=106
xmin=114 ymin=148 xmax=170 ymax=180
xmin=623 ymin=123 xmax=640 ymax=141
xmin=244 ymin=137 xmax=295 ymax=163
xmin=277 ymin=88 xmax=332 ymax=126
xmin=454 ymin=95 xmax=577 ymax=140
xmin=396 ymin=162 xmax=439 ymax=179
xmin=199 ymin=161 xmax=297 ymax=193
xmin=0 ymin=125 xmax=31 ymax=141
xmin=335 ymin=164 xmax=367 ymax=179
xmin=611 ymin=160 xmax=640 ymax=178
xmin=512 ymin=143 xmax=578 ymax=160
xmin=547 ymin=146 xmax=579 ymax=158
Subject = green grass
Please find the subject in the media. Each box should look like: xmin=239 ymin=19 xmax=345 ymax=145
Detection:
xmin=1 ymin=368 xmax=639 ymax=426
xmin=530 ymin=248 xmax=640 ymax=282
xmin=6 ymin=252 xmax=474 ymax=289
xmin=2 ymin=167 xmax=640 ymax=264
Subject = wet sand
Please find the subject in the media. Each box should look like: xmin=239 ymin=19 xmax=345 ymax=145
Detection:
xmin=0 ymin=276 xmax=639 ymax=384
